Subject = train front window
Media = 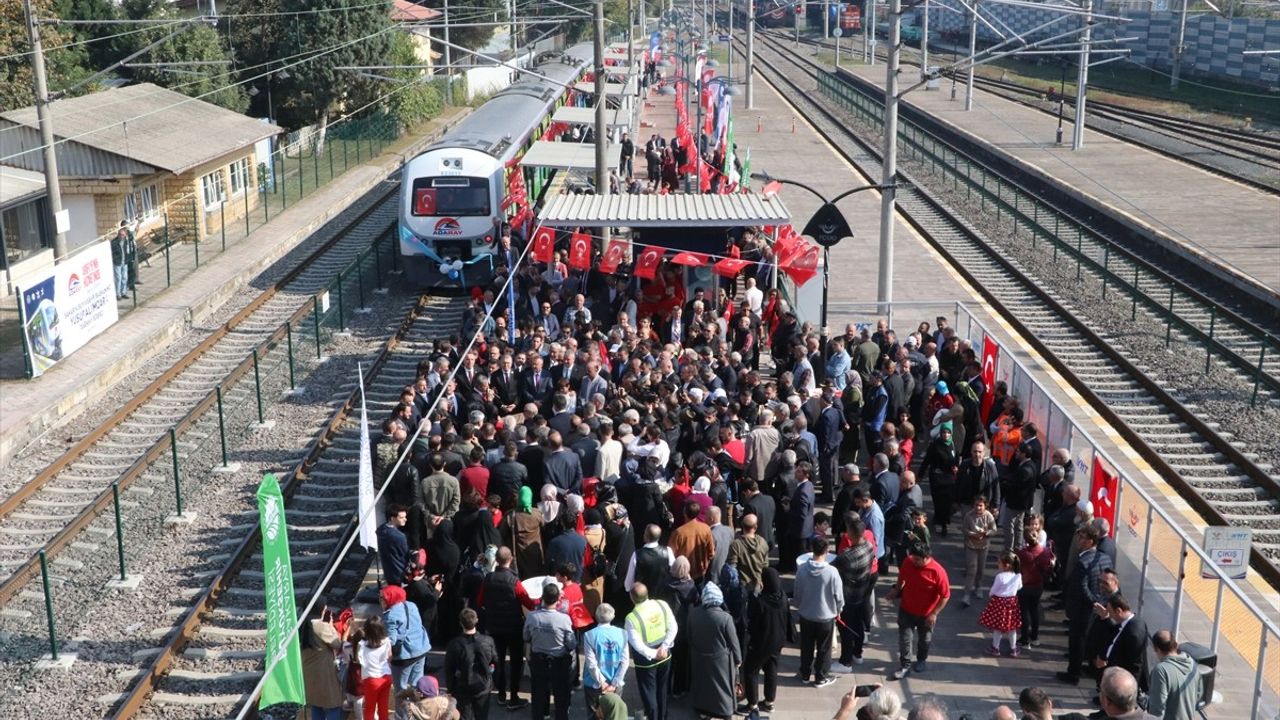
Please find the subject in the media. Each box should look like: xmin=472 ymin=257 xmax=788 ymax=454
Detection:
xmin=411 ymin=177 xmax=490 ymax=217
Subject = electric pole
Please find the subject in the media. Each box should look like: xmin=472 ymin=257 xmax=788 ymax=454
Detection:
xmin=921 ymin=0 xmax=929 ymax=84
xmin=444 ymin=0 xmax=453 ymax=102
xmin=23 ymin=0 xmax=68 ymax=262
xmin=877 ymin=0 xmax=901 ymax=312
xmin=965 ymin=0 xmax=976 ymax=110
xmin=1170 ymin=0 xmax=1187 ymax=89
xmin=1072 ymin=0 xmax=1092 ymax=149
xmin=594 ymin=0 xmax=609 ymax=193
xmin=746 ymin=0 xmax=755 ymax=108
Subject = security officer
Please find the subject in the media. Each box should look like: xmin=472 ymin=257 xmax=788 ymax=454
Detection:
xmin=625 ymin=582 xmax=678 ymax=720
xmin=523 ymin=581 xmax=576 ymax=720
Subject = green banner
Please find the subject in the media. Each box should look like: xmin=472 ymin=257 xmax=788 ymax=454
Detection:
xmin=257 ymin=473 xmax=305 ymax=709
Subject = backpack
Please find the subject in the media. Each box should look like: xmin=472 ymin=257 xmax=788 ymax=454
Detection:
xmin=585 ymin=535 xmax=612 ymax=583
xmin=453 ymin=636 xmax=492 ymax=696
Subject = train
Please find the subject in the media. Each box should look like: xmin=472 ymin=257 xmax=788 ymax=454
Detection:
xmin=398 ymin=43 xmax=594 ymax=285
xmin=803 ymin=1 xmax=862 ymax=33
xmin=732 ymin=0 xmax=794 ymax=28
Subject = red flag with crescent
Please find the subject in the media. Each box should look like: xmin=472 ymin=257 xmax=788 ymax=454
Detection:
xmin=634 ymin=246 xmax=663 ymax=279
xmin=780 ymin=242 xmax=820 ymax=286
xmin=568 ymin=230 xmax=592 ymax=269
xmin=980 ymin=335 xmax=1000 ymax=420
xmin=774 ymin=226 xmax=801 ymax=266
xmin=713 ymin=257 xmax=750 ymax=278
xmin=531 ymin=226 xmax=555 ymax=263
xmin=1090 ymin=457 xmax=1119 ymax=536
xmin=599 ymin=238 xmax=627 ymax=274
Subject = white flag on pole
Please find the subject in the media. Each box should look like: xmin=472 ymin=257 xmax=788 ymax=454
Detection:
xmin=357 ymin=363 xmax=379 ymax=552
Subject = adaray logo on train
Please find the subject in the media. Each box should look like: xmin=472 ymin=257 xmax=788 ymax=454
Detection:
xmin=257 ymin=473 xmax=305 ymax=708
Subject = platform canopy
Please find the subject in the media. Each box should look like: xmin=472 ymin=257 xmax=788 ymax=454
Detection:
xmin=603 ymin=50 xmax=637 ymax=62
xmin=573 ymin=79 xmax=637 ymax=97
xmin=551 ymin=105 xmax=629 ymax=129
xmin=538 ymin=192 xmax=792 ymax=228
xmin=519 ymin=141 xmax=623 ymax=171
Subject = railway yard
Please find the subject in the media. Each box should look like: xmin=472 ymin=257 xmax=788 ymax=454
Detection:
xmin=1 ymin=7 xmax=1278 ymax=720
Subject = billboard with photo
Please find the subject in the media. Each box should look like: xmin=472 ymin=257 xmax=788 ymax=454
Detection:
xmin=17 ymin=241 xmax=119 ymax=378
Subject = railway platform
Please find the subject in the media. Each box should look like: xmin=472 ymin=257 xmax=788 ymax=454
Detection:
xmin=829 ymin=60 xmax=1280 ymax=305
xmin=0 ymin=109 xmax=467 ymax=470
xmin=638 ymin=55 xmax=1278 ymax=718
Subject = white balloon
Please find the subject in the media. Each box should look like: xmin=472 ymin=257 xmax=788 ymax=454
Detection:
xmin=452 ymin=260 xmax=464 ymax=270
xmin=439 ymin=263 xmax=451 ymax=275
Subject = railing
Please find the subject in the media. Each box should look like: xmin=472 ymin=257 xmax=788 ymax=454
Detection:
xmin=828 ymin=299 xmax=1280 ymax=720
xmin=0 ymin=231 xmax=402 ymax=668
xmin=814 ymin=71 xmax=1280 ymax=404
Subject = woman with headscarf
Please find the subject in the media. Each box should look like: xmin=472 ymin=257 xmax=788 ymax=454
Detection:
xmin=689 ymin=476 xmax=715 ymax=524
xmin=504 ymin=486 xmax=545 ymax=579
xmin=688 ymin=582 xmax=743 ymax=720
xmin=301 ymin=614 xmax=345 ymax=720
xmin=538 ymin=483 xmax=562 ymax=546
xmin=396 ymin=675 xmax=459 ymax=720
xmin=581 ymin=507 xmax=609 ymax=615
xmin=665 ymin=556 xmax=699 ymax=698
xmin=592 ymin=691 xmax=628 ymax=720
xmin=840 ymin=371 xmax=864 ymax=465
xmin=427 ymin=519 xmax=462 ymax=642
xmin=926 ymin=380 xmax=956 ymax=437
xmin=952 ymin=380 xmax=983 ymax=448
xmin=741 ymin=568 xmax=791 ymax=714
xmin=918 ymin=424 xmax=961 ymax=537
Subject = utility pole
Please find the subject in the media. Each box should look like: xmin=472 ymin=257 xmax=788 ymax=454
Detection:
xmin=921 ymin=0 xmax=929 ymax=84
xmin=594 ymin=0 xmax=609 ymax=193
xmin=965 ymin=0 xmax=977 ymax=110
xmin=1072 ymin=0 xmax=1092 ymax=149
xmin=510 ymin=0 xmax=517 ymax=55
xmin=868 ymin=0 xmax=876 ymax=65
xmin=1170 ymin=0 xmax=1187 ymax=89
xmin=877 ymin=0 xmax=901 ymax=312
xmin=728 ymin=0 xmax=734 ymax=84
xmin=823 ymin=0 xmax=830 ymax=38
xmin=746 ymin=0 xmax=755 ymax=108
xmin=23 ymin=0 xmax=68 ymax=262
xmin=443 ymin=0 xmax=453 ymax=103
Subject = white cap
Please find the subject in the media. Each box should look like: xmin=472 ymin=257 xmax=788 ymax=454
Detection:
xmin=1077 ymin=499 xmax=1094 ymax=515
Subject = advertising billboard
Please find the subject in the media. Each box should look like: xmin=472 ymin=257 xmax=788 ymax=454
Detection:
xmin=17 ymin=241 xmax=119 ymax=378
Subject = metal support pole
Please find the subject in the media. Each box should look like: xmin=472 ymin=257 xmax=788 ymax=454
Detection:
xmin=244 ymin=180 xmax=251 ymax=236
xmin=1165 ymin=285 xmax=1174 ymax=348
xmin=1170 ymin=0 xmax=1188 ymax=89
xmin=728 ymin=0 xmax=734 ymax=84
xmin=1251 ymin=342 xmax=1267 ymax=407
xmin=170 ymin=427 xmax=183 ymax=516
xmin=821 ymin=246 xmax=830 ymax=352
xmin=357 ymin=261 xmax=366 ymax=309
xmin=164 ymin=223 xmax=172 ymax=287
xmin=286 ymin=323 xmax=296 ymax=389
xmin=1130 ymin=263 xmax=1138 ymax=320
xmin=594 ymin=0 xmax=609 ymax=194
xmin=216 ymin=385 xmax=229 ymax=467
xmin=192 ymin=197 xmax=200 ymax=267
xmin=1205 ymin=308 xmax=1216 ymax=373
xmin=1252 ymin=626 xmax=1268 ymax=720
xmin=1171 ymin=540 xmax=1187 ymax=638
xmin=22 ymin=0 xmax=68 ymax=261
xmin=38 ymin=550 xmax=58 ymax=660
xmin=336 ymin=276 xmax=346 ymax=331
xmin=823 ymin=0 xmax=830 ymax=38
xmin=313 ymin=296 xmax=323 ymax=357
xmin=1072 ymin=0 xmax=1092 ymax=149
xmin=1137 ymin=506 xmax=1153 ymax=613
xmin=876 ymin=0 xmax=901 ymax=315
xmin=921 ymin=0 xmax=929 ymax=83
xmin=746 ymin=0 xmax=755 ymax=108
xmin=1101 ymin=246 xmax=1109 ymax=299
xmin=1209 ymin=579 xmax=1225 ymax=654
xmin=220 ymin=200 xmax=226 ymax=251
xmin=112 ymin=482 xmax=126 ymax=581
xmin=444 ymin=0 xmax=453 ymax=103
xmin=252 ymin=348 xmax=264 ymax=424
xmin=965 ymin=0 xmax=977 ymax=111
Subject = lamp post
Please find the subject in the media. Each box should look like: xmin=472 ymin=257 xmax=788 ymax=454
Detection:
xmin=1056 ymin=63 xmax=1066 ymax=145
xmin=751 ymin=172 xmax=894 ymax=351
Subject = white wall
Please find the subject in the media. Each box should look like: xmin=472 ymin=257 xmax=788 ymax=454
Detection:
xmin=63 ymin=195 xmax=98 ymax=251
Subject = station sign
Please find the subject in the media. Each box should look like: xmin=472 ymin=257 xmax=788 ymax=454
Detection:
xmin=1200 ymin=526 xmax=1251 ymax=580
xmin=802 ymin=202 xmax=853 ymax=247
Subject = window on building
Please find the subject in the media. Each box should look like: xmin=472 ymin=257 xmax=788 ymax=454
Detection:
xmin=124 ymin=183 xmax=159 ymax=222
xmin=229 ymin=158 xmax=250 ymax=196
xmin=1 ymin=197 xmax=51 ymax=270
xmin=201 ymin=170 xmax=226 ymax=209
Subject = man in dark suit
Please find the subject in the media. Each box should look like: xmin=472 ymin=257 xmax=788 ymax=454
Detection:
xmin=814 ymin=389 xmax=848 ymax=505
xmin=740 ymin=479 xmax=776 ymax=550
xmin=577 ymin=361 xmax=609 ymax=409
xmin=491 ymin=354 xmax=520 ymax=416
xmin=780 ymin=462 xmax=816 ymax=573
xmin=520 ymin=355 xmax=553 ymax=408
xmin=569 ymin=423 xmax=600 ymax=478
xmin=869 ymin=453 xmax=900 ymax=513
xmin=489 ymin=441 xmax=527 ymax=503
xmin=542 ymin=431 xmax=583 ymax=496
xmin=1058 ymin=525 xmax=1114 ymax=685
xmin=518 ymin=429 xmax=548 ymax=490
xmin=1098 ymin=594 xmax=1149 ymax=694
xmin=661 ymin=306 xmax=685 ymax=346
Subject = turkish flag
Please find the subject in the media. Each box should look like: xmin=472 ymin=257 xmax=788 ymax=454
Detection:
xmin=531 ymin=226 xmax=555 ymax=263
xmin=763 ymin=180 xmax=783 ymax=198
xmin=671 ymin=252 xmax=708 ymax=267
xmin=774 ymin=227 xmax=801 ymax=266
xmin=980 ymin=335 xmax=1000 ymax=421
xmin=781 ymin=243 xmax=820 ymax=286
xmin=413 ymin=188 xmax=437 ymax=215
xmin=599 ymin=239 xmax=627 ymax=274
xmin=713 ymin=257 xmax=750 ymax=278
xmin=569 ymin=230 xmax=593 ymax=269
xmin=1090 ymin=457 xmax=1119 ymax=537
xmin=634 ymin=246 xmax=663 ymax=279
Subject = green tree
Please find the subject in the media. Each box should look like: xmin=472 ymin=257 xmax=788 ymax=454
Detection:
xmin=50 ymin=0 xmax=118 ymax=68
xmin=115 ymin=0 xmax=248 ymax=111
xmin=384 ymin=30 xmax=443 ymax=129
xmin=417 ymin=0 xmax=505 ymax=52
xmin=0 ymin=0 xmax=93 ymax=111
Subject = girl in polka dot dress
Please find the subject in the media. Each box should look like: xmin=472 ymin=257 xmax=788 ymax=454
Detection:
xmin=978 ymin=551 xmax=1023 ymax=657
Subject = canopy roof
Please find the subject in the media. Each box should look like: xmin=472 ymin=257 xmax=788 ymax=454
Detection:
xmin=519 ymin=141 xmax=622 ymax=171
xmin=551 ymin=105 xmax=629 ymax=129
xmin=538 ymin=192 xmax=792 ymax=228
xmin=573 ymin=79 xmax=637 ymax=97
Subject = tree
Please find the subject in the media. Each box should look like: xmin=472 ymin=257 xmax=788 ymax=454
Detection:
xmin=385 ymin=30 xmax=443 ymax=129
xmin=417 ymin=0 xmax=505 ymax=51
xmin=0 ymin=0 xmax=93 ymax=111
xmin=51 ymin=0 xmax=118 ymax=68
xmin=114 ymin=0 xmax=248 ymax=111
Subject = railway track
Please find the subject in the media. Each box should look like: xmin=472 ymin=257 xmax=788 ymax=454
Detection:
xmin=0 ymin=184 xmax=399 ymax=612
xmin=99 ymin=295 xmax=461 ymax=717
xmin=785 ymin=31 xmax=1280 ymax=193
xmin=745 ymin=31 xmax=1280 ymax=584
xmin=758 ymin=29 xmax=1280 ymax=396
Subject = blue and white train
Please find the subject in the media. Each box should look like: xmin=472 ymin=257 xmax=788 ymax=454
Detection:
xmin=398 ymin=43 xmax=595 ymax=285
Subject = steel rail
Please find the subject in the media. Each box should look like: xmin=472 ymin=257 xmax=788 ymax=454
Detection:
xmin=108 ymin=293 xmax=432 ymax=719
xmin=745 ymin=30 xmax=1280 ymax=589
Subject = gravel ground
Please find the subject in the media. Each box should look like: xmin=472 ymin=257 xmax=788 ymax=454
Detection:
xmin=0 ymin=275 xmax=417 ymax=720
xmin=0 ymin=181 xmax=394 ymax=497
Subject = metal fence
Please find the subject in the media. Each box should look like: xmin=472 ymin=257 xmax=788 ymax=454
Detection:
xmin=828 ymin=299 xmax=1280 ymax=720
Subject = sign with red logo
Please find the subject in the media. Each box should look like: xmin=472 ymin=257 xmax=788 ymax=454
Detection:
xmin=1090 ymin=457 xmax=1119 ymax=537
xmin=981 ymin=335 xmax=1000 ymax=420
xmin=433 ymin=217 xmax=463 ymax=236
xmin=414 ymin=188 xmax=437 ymax=215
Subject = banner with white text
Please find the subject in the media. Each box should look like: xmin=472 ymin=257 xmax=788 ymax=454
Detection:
xmin=17 ymin=242 xmax=118 ymax=377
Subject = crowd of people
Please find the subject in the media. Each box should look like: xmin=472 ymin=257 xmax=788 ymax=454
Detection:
xmin=293 ymin=238 xmax=1204 ymax=720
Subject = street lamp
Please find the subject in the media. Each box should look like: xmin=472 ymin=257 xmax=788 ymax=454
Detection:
xmin=751 ymin=172 xmax=895 ymax=353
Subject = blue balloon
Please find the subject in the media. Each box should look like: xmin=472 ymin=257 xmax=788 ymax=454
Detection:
xmin=447 ymin=269 xmax=461 ymax=280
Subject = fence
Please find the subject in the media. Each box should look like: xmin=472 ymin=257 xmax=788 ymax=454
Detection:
xmin=3 ymin=229 xmax=402 ymax=671
xmin=828 ymin=299 xmax=1280 ymax=720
